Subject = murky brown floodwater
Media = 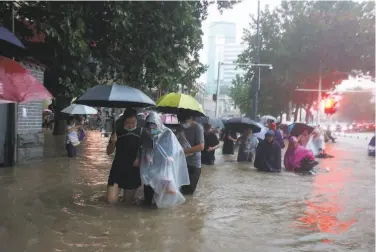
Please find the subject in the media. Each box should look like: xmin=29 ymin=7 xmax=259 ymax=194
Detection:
xmin=0 ymin=131 xmax=374 ymax=252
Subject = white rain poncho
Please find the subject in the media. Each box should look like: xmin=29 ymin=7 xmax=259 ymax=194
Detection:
xmin=140 ymin=112 xmax=190 ymax=208
xmin=307 ymin=129 xmax=326 ymax=156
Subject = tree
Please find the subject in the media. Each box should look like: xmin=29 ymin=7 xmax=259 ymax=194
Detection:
xmin=233 ymin=1 xmax=375 ymax=120
xmin=0 ymin=1 xmax=238 ymax=134
xmin=229 ymin=74 xmax=251 ymax=114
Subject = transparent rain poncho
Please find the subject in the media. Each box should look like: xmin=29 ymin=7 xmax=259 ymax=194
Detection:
xmin=307 ymin=130 xmax=326 ymax=156
xmin=140 ymin=112 xmax=190 ymax=208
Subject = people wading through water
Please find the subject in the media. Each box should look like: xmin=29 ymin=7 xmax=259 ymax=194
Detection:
xmin=177 ymin=113 xmax=205 ymax=195
xmin=237 ymin=128 xmax=258 ymax=163
xmin=222 ymin=128 xmax=237 ymax=155
xmin=140 ymin=112 xmax=189 ymax=208
xmin=254 ymin=130 xmax=282 ymax=172
xmin=106 ymin=109 xmax=142 ymax=204
xmin=201 ymin=123 xmax=220 ymax=165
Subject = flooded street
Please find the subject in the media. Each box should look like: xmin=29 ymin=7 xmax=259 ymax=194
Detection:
xmin=0 ymin=131 xmax=374 ymax=252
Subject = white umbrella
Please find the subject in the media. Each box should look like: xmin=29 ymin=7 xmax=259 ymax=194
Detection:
xmin=61 ymin=104 xmax=98 ymax=115
xmin=253 ymin=126 xmax=269 ymax=140
xmin=260 ymin=115 xmax=278 ymax=123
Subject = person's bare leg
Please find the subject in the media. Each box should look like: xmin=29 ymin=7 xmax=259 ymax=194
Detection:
xmin=107 ymin=184 xmax=120 ymax=204
xmin=123 ymin=189 xmax=136 ymax=203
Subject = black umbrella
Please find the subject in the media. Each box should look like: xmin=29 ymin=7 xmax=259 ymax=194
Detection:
xmin=225 ymin=117 xmax=263 ymax=133
xmin=76 ymin=83 xmax=156 ymax=108
xmin=288 ymin=123 xmax=314 ymax=137
xmin=0 ymin=26 xmax=25 ymax=57
xmin=195 ymin=117 xmax=224 ymax=129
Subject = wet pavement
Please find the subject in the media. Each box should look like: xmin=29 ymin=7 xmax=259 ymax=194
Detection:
xmin=0 ymin=131 xmax=374 ymax=252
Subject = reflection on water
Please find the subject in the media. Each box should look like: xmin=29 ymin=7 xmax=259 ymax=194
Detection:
xmin=0 ymin=132 xmax=374 ymax=251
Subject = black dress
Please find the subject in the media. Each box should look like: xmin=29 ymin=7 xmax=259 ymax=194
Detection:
xmin=107 ymin=127 xmax=142 ymax=189
xmin=222 ymin=129 xmax=237 ymax=155
xmin=201 ymin=132 xmax=220 ymax=165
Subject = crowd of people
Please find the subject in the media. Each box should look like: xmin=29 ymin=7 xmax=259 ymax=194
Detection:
xmin=64 ymin=110 xmax=334 ymax=208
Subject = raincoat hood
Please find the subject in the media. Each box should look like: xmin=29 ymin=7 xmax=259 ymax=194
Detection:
xmin=140 ymin=111 xmax=190 ymax=208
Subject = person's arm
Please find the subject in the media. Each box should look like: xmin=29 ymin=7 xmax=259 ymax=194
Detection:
xmin=184 ymin=125 xmax=204 ymax=154
xmin=208 ymin=134 xmax=220 ymax=151
xmin=66 ymin=125 xmax=80 ymax=133
xmin=106 ymin=132 xmax=117 ymax=155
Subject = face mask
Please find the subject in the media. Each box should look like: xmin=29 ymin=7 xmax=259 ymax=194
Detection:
xmin=182 ymin=122 xmax=190 ymax=129
xmin=150 ymin=129 xmax=159 ymax=135
xmin=125 ymin=126 xmax=136 ymax=131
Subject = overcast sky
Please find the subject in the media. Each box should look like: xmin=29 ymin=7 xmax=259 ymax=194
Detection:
xmin=199 ymin=0 xmax=281 ymax=81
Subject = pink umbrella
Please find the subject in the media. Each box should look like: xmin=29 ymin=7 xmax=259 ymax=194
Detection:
xmin=0 ymin=56 xmax=52 ymax=103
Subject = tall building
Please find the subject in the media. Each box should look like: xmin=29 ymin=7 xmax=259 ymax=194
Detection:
xmin=206 ymin=22 xmax=236 ymax=95
xmin=222 ymin=43 xmax=246 ymax=88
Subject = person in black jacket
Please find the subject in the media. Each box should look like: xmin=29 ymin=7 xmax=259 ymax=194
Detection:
xmin=254 ymin=130 xmax=282 ymax=172
xmin=201 ymin=123 xmax=220 ymax=165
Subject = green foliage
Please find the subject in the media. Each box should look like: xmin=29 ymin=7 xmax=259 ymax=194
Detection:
xmin=0 ymin=1 xmax=237 ymax=98
xmin=233 ymin=1 xmax=375 ymax=117
xmin=229 ymin=74 xmax=251 ymax=114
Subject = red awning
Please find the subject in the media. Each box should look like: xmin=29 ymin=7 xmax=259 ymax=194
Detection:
xmin=0 ymin=56 xmax=52 ymax=103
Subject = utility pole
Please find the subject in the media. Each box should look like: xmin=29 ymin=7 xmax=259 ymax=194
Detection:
xmin=252 ymin=0 xmax=261 ymax=119
xmin=317 ymin=65 xmax=322 ymax=125
xmin=215 ymin=61 xmax=222 ymax=117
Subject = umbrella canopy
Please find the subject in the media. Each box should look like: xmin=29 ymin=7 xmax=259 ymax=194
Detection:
xmin=0 ymin=56 xmax=52 ymax=103
xmin=260 ymin=115 xmax=278 ymax=123
xmin=156 ymin=93 xmax=205 ymax=117
xmin=0 ymin=26 xmax=25 ymax=57
xmin=61 ymin=104 xmax=98 ymax=115
xmin=253 ymin=125 xmax=269 ymax=140
xmin=288 ymin=123 xmax=314 ymax=137
xmin=76 ymin=83 xmax=156 ymax=108
xmin=225 ymin=117 xmax=263 ymax=133
xmin=196 ymin=116 xmax=224 ymax=129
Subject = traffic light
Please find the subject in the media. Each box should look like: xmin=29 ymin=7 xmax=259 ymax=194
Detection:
xmin=212 ymin=94 xmax=217 ymax=102
xmin=324 ymin=98 xmax=338 ymax=114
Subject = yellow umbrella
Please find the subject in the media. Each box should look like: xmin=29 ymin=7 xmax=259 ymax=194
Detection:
xmin=156 ymin=93 xmax=205 ymax=117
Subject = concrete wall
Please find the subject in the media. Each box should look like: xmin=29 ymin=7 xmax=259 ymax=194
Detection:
xmin=17 ymin=63 xmax=45 ymax=163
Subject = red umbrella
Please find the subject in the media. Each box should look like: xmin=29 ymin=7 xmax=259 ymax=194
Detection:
xmin=0 ymin=56 xmax=52 ymax=103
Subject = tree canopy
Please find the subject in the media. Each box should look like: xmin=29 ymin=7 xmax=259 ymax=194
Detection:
xmin=231 ymin=1 xmax=375 ymax=119
xmin=0 ymin=1 xmax=237 ymax=98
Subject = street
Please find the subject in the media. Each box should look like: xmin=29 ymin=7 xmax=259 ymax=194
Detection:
xmin=0 ymin=132 xmax=374 ymax=252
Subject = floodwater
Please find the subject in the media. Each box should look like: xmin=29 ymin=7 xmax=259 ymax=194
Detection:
xmin=0 ymin=131 xmax=374 ymax=252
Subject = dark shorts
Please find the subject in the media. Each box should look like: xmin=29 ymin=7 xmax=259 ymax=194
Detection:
xmin=181 ymin=165 xmax=201 ymax=195
xmin=107 ymin=167 xmax=141 ymax=190
xmin=66 ymin=143 xmax=77 ymax=157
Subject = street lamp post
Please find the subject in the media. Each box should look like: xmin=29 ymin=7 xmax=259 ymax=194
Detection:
xmin=215 ymin=61 xmax=273 ymax=118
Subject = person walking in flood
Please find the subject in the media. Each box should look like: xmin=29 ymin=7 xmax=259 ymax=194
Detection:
xmin=66 ymin=116 xmax=81 ymax=157
xmin=269 ymin=122 xmax=285 ymax=149
xmin=254 ymin=130 xmax=282 ymax=172
xmin=201 ymin=123 xmax=220 ymax=165
xmin=237 ymin=128 xmax=258 ymax=163
xmin=177 ymin=113 xmax=204 ymax=195
xmin=106 ymin=109 xmax=142 ymax=204
xmin=140 ymin=112 xmax=189 ymax=208
xmin=222 ymin=128 xmax=237 ymax=155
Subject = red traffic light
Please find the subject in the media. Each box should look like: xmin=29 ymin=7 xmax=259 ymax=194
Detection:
xmin=324 ymin=98 xmax=338 ymax=114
